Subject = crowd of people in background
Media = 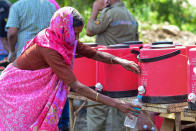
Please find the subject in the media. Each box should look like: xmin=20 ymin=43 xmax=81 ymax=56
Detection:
xmin=0 ymin=0 xmax=140 ymax=131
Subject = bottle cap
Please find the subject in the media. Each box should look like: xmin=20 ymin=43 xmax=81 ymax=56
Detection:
xmin=138 ymin=86 xmax=145 ymax=94
xmin=188 ymin=93 xmax=196 ymax=103
xmin=95 ymin=82 xmax=103 ymax=91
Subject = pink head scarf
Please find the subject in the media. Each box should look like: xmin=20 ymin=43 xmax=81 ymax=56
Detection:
xmin=24 ymin=7 xmax=77 ymax=66
xmin=48 ymin=0 xmax=60 ymax=10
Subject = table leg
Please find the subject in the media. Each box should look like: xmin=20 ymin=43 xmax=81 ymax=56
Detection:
xmin=175 ymin=112 xmax=181 ymax=131
xmin=69 ymin=98 xmax=74 ymax=131
xmin=126 ymin=127 xmax=130 ymax=131
xmin=160 ymin=118 xmax=174 ymax=131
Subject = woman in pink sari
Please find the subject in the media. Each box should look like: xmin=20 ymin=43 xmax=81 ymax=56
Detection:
xmin=0 ymin=7 xmax=140 ymax=130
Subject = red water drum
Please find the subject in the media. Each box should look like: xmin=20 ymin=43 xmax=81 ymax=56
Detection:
xmin=73 ymin=43 xmax=104 ymax=87
xmin=138 ymin=45 xmax=188 ymax=103
xmin=187 ymin=48 xmax=196 ymax=110
xmin=186 ymin=45 xmax=196 ymax=54
xmin=97 ymin=44 xmax=139 ymax=98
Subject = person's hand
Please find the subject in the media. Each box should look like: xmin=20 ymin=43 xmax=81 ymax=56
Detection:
xmin=117 ymin=101 xmax=141 ymax=119
xmin=119 ymin=59 xmax=140 ymax=74
xmin=8 ymin=51 xmax=16 ymax=63
xmin=93 ymin=0 xmax=106 ymax=12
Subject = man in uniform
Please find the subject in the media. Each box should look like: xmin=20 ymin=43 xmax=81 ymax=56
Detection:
xmin=86 ymin=0 xmax=139 ymax=131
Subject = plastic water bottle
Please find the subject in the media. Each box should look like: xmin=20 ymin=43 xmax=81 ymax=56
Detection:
xmin=124 ymin=98 xmax=141 ymax=128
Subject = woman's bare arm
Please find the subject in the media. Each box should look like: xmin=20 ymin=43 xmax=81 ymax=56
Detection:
xmin=92 ymin=51 xmax=140 ymax=74
xmin=69 ymin=80 xmax=141 ymax=118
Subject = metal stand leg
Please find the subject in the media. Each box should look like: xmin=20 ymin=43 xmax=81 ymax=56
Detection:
xmin=175 ymin=112 xmax=181 ymax=131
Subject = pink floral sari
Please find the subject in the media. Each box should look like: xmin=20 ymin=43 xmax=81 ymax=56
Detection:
xmin=0 ymin=7 xmax=77 ymax=130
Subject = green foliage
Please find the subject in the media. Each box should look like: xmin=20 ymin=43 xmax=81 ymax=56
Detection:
xmin=58 ymin=0 xmax=196 ymax=33
xmin=10 ymin=0 xmax=196 ymax=41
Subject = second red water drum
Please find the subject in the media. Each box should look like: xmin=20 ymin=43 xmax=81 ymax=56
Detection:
xmin=97 ymin=44 xmax=140 ymax=98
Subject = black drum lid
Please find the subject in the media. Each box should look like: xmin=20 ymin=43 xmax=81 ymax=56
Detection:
xmin=123 ymin=41 xmax=143 ymax=45
xmin=107 ymin=44 xmax=130 ymax=49
xmin=84 ymin=43 xmax=98 ymax=47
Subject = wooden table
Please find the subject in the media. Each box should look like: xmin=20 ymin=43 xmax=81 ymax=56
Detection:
xmin=68 ymin=92 xmax=142 ymax=131
xmin=68 ymin=92 xmax=195 ymax=131
xmin=142 ymin=102 xmax=196 ymax=131
xmin=184 ymin=108 xmax=196 ymax=118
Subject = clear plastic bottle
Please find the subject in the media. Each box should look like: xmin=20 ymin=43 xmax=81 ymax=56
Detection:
xmin=124 ymin=98 xmax=141 ymax=128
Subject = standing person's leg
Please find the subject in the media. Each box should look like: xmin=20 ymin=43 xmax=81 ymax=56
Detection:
xmin=58 ymin=100 xmax=70 ymax=131
xmin=110 ymin=107 xmax=138 ymax=131
xmin=0 ymin=18 xmax=9 ymax=60
xmin=1 ymin=37 xmax=9 ymax=53
xmin=110 ymin=107 xmax=126 ymax=131
xmin=87 ymin=101 xmax=109 ymax=131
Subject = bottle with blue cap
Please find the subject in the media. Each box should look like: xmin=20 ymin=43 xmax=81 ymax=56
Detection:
xmin=124 ymin=96 xmax=142 ymax=128
xmin=124 ymin=86 xmax=143 ymax=128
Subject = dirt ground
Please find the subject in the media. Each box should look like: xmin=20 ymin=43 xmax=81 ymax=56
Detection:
xmin=140 ymin=24 xmax=196 ymax=45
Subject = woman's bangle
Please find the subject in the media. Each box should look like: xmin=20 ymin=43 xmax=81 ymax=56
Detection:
xmin=96 ymin=93 xmax=99 ymax=101
xmin=110 ymin=56 xmax=116 ymax=64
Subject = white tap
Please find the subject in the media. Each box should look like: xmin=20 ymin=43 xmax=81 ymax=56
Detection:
xmin=95 ymin=83 xmax=103 ymax=91
xmin=188 ymin=93 xmax=196 ymax=103
xmin=138 ymin=86 xmax=145 ymax=95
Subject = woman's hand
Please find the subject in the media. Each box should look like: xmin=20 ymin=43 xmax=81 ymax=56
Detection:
xmin=117 ymin=101 xmax=141 ymax=119
xmin=115 ymin=58 xmax=140 ymax=74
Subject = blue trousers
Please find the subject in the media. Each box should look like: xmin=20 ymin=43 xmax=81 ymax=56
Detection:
xmin=58 ymin=100 xmax=70 ymax=129
xmin=0 ymin=54 xmax=7 ymax=61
